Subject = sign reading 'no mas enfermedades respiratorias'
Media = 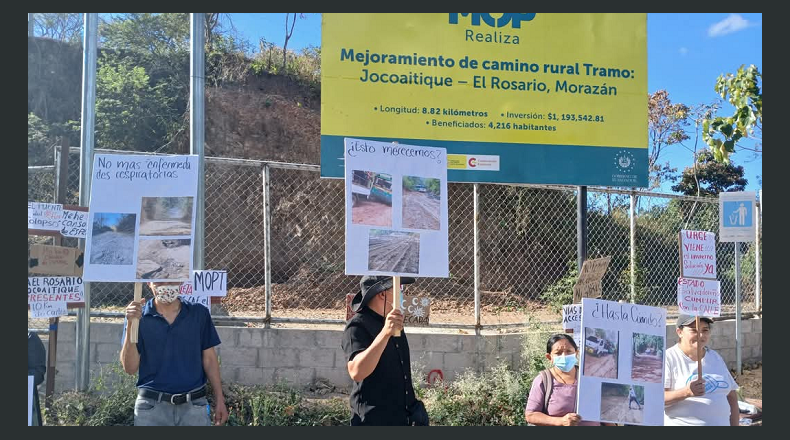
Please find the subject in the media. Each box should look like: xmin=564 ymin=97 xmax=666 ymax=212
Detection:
xmin=321 ymin=14 xmax=648 ymax=187
xmin=345 ymin=138 xmax=448 ymax=277
xmin=83 ymin=154 xmax=198 ymax=282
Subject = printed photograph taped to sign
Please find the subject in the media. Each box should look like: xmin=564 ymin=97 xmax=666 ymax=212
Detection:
xmin=321 ymin=13 xmax=648 ymax=187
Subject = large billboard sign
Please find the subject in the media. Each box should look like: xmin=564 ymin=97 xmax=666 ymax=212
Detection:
xmin=321 ymin=13 xmax=648 ymax=187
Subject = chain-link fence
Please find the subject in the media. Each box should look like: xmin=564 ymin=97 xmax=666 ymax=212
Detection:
xmin=28 ymin=149 xmax=762 ymax=331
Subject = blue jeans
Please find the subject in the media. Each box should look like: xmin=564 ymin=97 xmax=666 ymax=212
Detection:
xmin=134 ymin=394 xmax=211 ymax=426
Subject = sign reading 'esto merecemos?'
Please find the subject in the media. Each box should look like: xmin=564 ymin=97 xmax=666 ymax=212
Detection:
xmin=321 ymin=13 xmax=647 ymax=187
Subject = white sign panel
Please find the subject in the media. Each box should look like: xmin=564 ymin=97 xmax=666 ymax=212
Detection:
xmin=578 ymin=298 xmax=666 ymax=426
xmin=679 ymin=230 xmax=716 ymax=279
xmin=83 ymin=154 xmax=199 ymax=282
xmin=191 ymin=270 xmax=227 ymax=297
xmin=60 ymin=209 xmax=89 ymax=238
xmin=28 ymin=202 xmax=63 ymax=231
xmin=28 ymin=375 xmax=34 ymax=426
xmin=344 ymin=138 xmax=448 ymax=277
xmin=28 ymin=276 xmax=84 ymax=303
xmin=179 ymin=294 xmax=210 ymax=312
xmin=30 ymin=301 xmax=68 ymax=318
xmin=719 ymin=191 xmax=756 ymax=242
xmin=562 ymin=304 xmax=583 ymax=347
xmin=677 ymin=277 xmax=721 ymax=317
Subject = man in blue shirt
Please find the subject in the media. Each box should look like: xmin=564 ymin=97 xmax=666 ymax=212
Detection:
xmin=121 ymin=282 xmax=228 ymax=426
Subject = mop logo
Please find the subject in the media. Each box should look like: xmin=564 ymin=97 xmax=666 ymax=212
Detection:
xmin=449 ymin=13 xmax=536 ymax=29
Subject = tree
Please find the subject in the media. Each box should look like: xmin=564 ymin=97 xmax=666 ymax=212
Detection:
xmin=283 ymin=14 xmax=305 ymax=70
xmin=671 ymin=150 xmax=747 ymax=196
xmin=702 ymin=64 xmax=762 ymax=163
xmin=30 ymin=13 xmax=83 ymax=43
xmin=647 ymin=90 xmax=689 ymax=190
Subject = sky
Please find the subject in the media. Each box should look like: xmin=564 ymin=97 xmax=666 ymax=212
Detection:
xmin=227 ymin=13 xmax=762 ymax=194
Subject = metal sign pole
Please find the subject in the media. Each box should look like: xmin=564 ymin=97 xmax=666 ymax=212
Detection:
xmin=735 ymin=242 xmax=742 ymax=375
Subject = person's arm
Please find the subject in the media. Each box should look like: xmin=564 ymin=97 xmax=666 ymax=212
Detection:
xmin=524 ymin=411 xmax=580 ymax=426
xmin=27 ymin=333 xmax=46 ymax=386
xmin=664 ymin=379 xmax=705 ymax=406
xmin=727 ymin=390 xmax=739 ymax=426
xmin=202 ymin=347 xmax=228 ymax=425
xmin=347 ymin=308 xmax=403 ymax=382
xmin=119 ymin=300 xmax=143 ymax=375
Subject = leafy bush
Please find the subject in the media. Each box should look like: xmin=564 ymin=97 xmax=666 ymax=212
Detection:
xmin=539 ymin=260 xmax=578 ymax=313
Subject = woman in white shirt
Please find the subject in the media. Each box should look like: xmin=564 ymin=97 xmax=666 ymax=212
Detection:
xmin=663 ymin=314 xmax=740 ymax=426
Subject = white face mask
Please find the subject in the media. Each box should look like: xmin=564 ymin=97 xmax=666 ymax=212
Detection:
xmin=153 ymin=285 xmax=180 ymax=304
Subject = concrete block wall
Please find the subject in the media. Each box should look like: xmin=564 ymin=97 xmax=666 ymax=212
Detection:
xmin=52 ymin=317 xmax=761 ymax=391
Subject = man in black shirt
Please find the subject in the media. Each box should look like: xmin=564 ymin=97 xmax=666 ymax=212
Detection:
xmin=342 ymin=276 xmax=429 ymax=426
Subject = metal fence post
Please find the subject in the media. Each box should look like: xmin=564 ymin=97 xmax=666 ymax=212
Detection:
xmin=577 ymin=186 xmax=588 ymax=271
xmin=473 ymin=183 xmax=481 ymax=333
xmin=754 ymin=203 xmax=760 ymax=311
xmin=630 ymin=192 xmax=636 ymax=303
xmin=262 ymin=164 xmax=272 ymax=328
xmin=190 ymin=13 xmax=205 ymax=271
xmin=735 ymin=242 xmax=742 ymax=375
xmin=76 ymin=12 xmax=98 ymax=392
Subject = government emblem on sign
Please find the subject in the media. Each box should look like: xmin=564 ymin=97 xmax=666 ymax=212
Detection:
xmin=614 ymin=150 xmax=635 ymax=172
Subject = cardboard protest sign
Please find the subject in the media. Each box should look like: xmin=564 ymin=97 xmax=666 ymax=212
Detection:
xmin=28 ymin=203 xmax=89 ymax=239
xmin=573 ymin=256 xmax=611 ymax=303
xmin=28 ymin=245 xmax=84 ymax=277
xmin=677 ymin=277 xmax=721 ymax=317
xmin=401 ymin=295 xmax=430 ymax=327
xmin=562 ymin=304 xmax=583 ymax=347
xmin=30 ymin=301 xmax=68 ymax=318
xmin=679 ymin=230 xmax=716 ymax=279
xmin=578 ymin=298 xmax=666 ymax=426
xmin=344 ymin=138 xmax=448 ymax=277
xmin=83 ymin=154 xmax=198 ymax=282
xmin=28 ymin=276 xmax=84 ymax=304
xmin=191 ymin=270 xmax=227 ymax=296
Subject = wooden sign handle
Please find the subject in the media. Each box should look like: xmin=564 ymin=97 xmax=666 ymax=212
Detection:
xmin=129 ymin=283 xmax=142 ymax=343
xmin=392 ymin=276 xmax=401 ymax=337
xmin=696 ymin=315 xmax=703 ymax=379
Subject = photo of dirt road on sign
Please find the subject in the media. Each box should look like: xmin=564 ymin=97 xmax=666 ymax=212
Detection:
xmin=368 ymin=229 xmax=419 ymax=274
xmin=351 ymin=170 xmax=392 ymax=227
xmin=136 ymin=238 xmax=191 ymax=279
xmin=402 ymin=176 xmax=440 ymax=230
xmin=89 ymin=213 xmax=136 ymax=265
xmin=583 ymin=327 xmax=619 ymax=379
xmin=139 ymin=196 xmax=193 ymax=236
xmin=632 ymin=333 xmax=664 ymax=383
xmin=600 ymin=383 xmax=644 ymax=424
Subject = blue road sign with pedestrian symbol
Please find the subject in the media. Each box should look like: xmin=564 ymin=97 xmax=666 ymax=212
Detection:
xmin=722 ymin=201 xmax=753 ymax=228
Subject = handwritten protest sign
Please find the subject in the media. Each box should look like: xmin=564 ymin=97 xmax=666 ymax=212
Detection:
xmin=573 ymin=256 xmax=611 ymax=303
xmin=578 ymin=298 xmax=666 ymax=426
xmin=191 ymin=270 xmax=227 ymax=297
xmin=179 ymin=294 xmax=210 ymax=312
xmin=28 ymin=245 xmax=84 ymax=277
xmin=28 ymin=203 xmax=89 ymax=239
xmin=401 ymin=295 xmax=430 ymax=327
xmin=677 ymin=277 xmax=721 ymax=317
xmin=679 ymin=230 xmax=716 ymax=279
xmin=28 ymin=276 xmax=84 ymax=303
xmin=562 ymin=304 xmax=583 ymax=347
xmin=83 ymin=154 xmax=198 ymax=282
xmin=344 ymin=138 xmax=448 ymax=277
xmin=30 ymin=301 xmax=68 ymax=318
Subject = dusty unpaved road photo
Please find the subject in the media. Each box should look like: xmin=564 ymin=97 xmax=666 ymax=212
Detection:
xmin=368 ymin=233 xmax=419 ymax=273
xmin=136 ymin=239 xmax=191 ymax=279
xmin=600 ymin=394 xmax=643 ymax=424
xmin=139 ymin=220 xmax=191 ymax=236
xmin=631 ymin=353 xmax=663 ymax=383
xmin=89 ymin=231 xmax=134 ymax=265
xmin=352 ymin=199 xmax=392 ymax=227
xmin=402 ymin=191 xmax=440 ymax=230
xmin=583 ymin=352 xmax=618 ymax=379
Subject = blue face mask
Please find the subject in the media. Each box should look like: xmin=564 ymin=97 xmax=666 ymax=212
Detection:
xmin=552 ymin=353 xmax=578 ymax=372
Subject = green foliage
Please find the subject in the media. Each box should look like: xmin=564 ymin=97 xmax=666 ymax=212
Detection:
xmin=672 ymin=150 xmax=748 ymax=196
xmin=702 ymin=64 xmax=762 ymax=163
xmin=31 ymin=13 xmax=83 ymax=42
xmin=28 ymin=113 xmax=52 ymax=166
xmin=539 ymin=260 xmax=578 ymax=313
xmin=632 ymin=333 xmax=663 ymax=355
xmin=648 ymin=90 xmax=689 ymax=190
xmin=224 ymin=383 xmax=348 ymax=426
